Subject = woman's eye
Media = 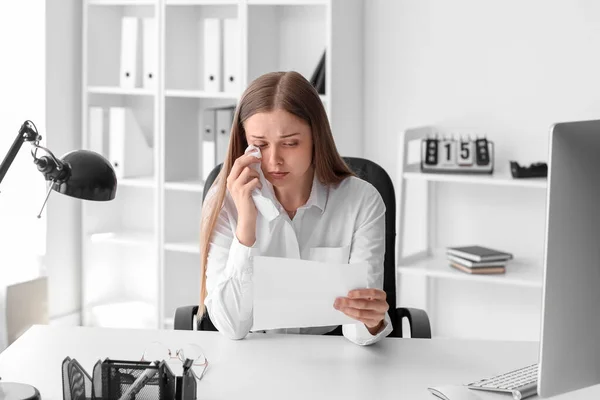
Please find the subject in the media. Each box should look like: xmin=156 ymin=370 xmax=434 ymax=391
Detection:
xmin=255 ymin=143 xmax=267 ymax=148
xmin=284 ymin=142 xmax=298 ymax=147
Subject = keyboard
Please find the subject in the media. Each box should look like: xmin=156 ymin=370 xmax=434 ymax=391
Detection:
xmin=466 ymin=363 xmax=538 ymax=400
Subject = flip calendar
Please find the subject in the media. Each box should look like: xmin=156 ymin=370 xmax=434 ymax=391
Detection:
xmin=421 ymin=137 xmax=494 ymax=174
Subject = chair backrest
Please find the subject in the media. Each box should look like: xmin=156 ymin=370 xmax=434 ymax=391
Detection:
xmin=198 ymin=157 xmax=398 ymax=335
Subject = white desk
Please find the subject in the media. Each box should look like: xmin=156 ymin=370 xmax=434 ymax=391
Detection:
xmin=0 ymin=325 xmax=598 ymax=399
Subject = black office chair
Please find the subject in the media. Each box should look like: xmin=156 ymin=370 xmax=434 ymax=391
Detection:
xmin=174 ymin=157 xmax=431 ymax=338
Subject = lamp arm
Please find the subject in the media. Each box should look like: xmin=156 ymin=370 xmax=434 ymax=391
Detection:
xmin=31 ymin=143 xmax=62 ymax=170
xmin=0 ymin=121 xmax=42 ymax=185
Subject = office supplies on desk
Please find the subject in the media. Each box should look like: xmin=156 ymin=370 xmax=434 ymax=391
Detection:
xmin=509 ymin=161 xmax=547 ymax=178
xmin=466 ymin=363 xmax=538 ymax=400
xmin=61 ymin=357 xmax=197 ymax=400
xmin=252 ymin=256 xmax=368 ymax=331
xmin=0 ymin=381 xmax=41 ymax=400
xmin=429 ymin=385 xmax=513 ymax=399
xmin=421 ymin=137 xmax=494 ymax=174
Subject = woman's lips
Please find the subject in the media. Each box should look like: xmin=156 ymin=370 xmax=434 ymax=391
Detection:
xmin=269 ymin=172 xmax=289 ymax=179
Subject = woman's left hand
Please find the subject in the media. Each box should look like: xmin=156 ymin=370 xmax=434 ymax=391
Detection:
xmin=334 ymin=289 xmax=389 ymax=335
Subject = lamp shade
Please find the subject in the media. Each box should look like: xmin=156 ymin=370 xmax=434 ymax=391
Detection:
xmin=52 ymin=150 xmax=117 ymax=201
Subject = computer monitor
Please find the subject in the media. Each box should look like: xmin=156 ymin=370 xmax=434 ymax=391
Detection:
xmin=538 ymin=119 xmax=600 ymax=397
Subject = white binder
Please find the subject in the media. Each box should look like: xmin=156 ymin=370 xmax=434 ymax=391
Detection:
xmin=142 ymin=18 xmax=157 ymax=89
xmin=120 ymin=17 xmax=142 ymax=89
xmin=216 ymin=107 xmax=235 ymax=165
xmin=202 ymin=108 xmax=216 ymax=181
xmin=223 ymin=18 xmax=240 ymax=93
xmin=109 ymin=107 xmax=153 ymax=179
xmin=203 ymin=18 xmax=222 ymax=92
xmin=88 ymin=107 xmax=105 ymax=156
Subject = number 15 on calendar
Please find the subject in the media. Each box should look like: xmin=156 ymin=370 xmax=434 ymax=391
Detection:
xmin=421 ymin=137 xmax=493 ymax=174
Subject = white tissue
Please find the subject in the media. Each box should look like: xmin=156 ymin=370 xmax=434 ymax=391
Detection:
xmin=244 ymin=145 xmax=280 ymax=221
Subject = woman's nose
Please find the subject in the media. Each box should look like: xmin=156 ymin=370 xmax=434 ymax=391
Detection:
xmin=267 ymin=147 xmax=283 ymax=165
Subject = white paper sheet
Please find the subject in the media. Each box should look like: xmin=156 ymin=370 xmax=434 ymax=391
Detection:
xmin=251 ymin=256 xmax=369 ymax=331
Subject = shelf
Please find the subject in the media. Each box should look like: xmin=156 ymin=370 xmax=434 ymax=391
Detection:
xmin=165 ymin=241 xmax=200 ymax=254
xmin=397 ymin=252 xmax=543 ymax=288
xmin=165 ymin=179 xmax=205 ymax=193
xmin=247 ymin=0 xmax=329 ymax=5
xmin=89 ymin=0 xmax=156 ymax=5
xmin=89 ymin=231 xmax=155 ymax=246
xmin=165 ymin=89 xmax=239 ymax=100
xmin=402 ymin=164 xmax=547 ymax=189
xmin=88 ymin=86 xmax=154 ymax=96
xmin=119 ymin=177 xmax=156 ymax=189
xmin=166 ymin=0 xmax=239 ymax=5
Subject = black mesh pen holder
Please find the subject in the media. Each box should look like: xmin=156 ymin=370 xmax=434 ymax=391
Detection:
xmin=62 ymin=357 xmax=197 ymax=400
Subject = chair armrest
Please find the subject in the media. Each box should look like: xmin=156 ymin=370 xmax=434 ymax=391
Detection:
xmin=174 ymin=305 xmax=199 ymax=331
xmin=395 ymin=307 xmax=432 ymax=339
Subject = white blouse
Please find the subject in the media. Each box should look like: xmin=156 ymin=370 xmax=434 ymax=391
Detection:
xmin=204 ymin=173 xmax=393 ymax=345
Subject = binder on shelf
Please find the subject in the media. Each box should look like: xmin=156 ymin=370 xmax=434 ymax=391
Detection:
xmin=203 ymin=18 xmax=222 ymax=93
xmin=310 ymin=50 xmax=326 ymax=95
xmin=120 ymin=17 xmax=142 ymax=89
xmin=108 ymin=107 xmax=154 ymax=179
xmin=216 ymin=106 xmax=235 ymax=165
xmin=223 ymin=18 xmax=240 ymax=94
xmin=202 ymin=108 xmax=217 ymax=181
xmin=142 ymin=18 xmax=157 ymax=89
xmin=88 ymin=107 xmax=105 ymax=156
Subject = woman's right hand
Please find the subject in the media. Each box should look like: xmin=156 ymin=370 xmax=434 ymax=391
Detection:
xmin=227 ymin=154 xmax=262 ymax=246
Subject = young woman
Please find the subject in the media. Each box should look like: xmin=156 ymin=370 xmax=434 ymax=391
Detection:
xmin=199 ymin=71 xmax=392 ymax=346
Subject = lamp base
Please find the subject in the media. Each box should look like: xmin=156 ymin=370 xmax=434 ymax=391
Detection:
xmin=0 ymin=382 xmax=41 ymax=400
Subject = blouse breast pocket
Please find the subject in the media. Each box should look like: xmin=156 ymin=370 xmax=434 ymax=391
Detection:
xmin=308 ymin=245 xmax=351 ymax=264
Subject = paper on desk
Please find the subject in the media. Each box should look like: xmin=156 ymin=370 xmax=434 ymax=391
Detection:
xmin=251 ymin=256 xmax=368 ymax=331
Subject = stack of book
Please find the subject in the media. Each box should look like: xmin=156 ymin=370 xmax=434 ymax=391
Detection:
xmin=446 ymin=245 xmax=513 ymax=275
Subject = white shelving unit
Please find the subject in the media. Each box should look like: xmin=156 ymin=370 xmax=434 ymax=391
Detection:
xmin=396 ymin=126 xmax=548 ymax=340
xmin=82 ymin=0 xmax=363 ymax=329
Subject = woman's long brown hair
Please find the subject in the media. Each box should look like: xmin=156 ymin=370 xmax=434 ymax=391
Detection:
xmin=198 ymin=71 xmax=355 ymax=317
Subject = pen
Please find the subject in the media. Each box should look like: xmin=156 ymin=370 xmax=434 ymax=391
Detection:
xmin=118 ymin=363 xmax=157 ymax=400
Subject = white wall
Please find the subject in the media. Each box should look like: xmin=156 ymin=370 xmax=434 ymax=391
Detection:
xmin=364 ymin=0 xmax=600 ymax=340
xmin=0 ymin=1 xmax=47 ymax=275
xmin=0 ymin=0 xmax=47 ymax=351
xmin=45 ymin=0 xmax=83 ymax=325
xmin=0 ymin=1 xmax=82 ymax=328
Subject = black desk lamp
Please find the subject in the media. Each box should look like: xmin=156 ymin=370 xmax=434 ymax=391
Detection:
xmin=0 ymin=120 xmax=117 ymax=400
xmin=0 ymin=120 xmax=117 ymax=215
